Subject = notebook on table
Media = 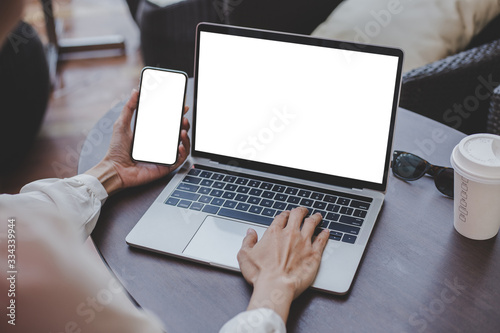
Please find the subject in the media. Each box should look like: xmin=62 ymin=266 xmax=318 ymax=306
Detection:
xmin=126 ymin=23 xmax=403 ymax=294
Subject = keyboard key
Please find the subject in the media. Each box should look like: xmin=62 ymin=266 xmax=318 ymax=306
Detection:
xmin=211 ymin=173 xmax=224 ymax=180
xmin=320 ymin=220 xmax=329 ymax=228
xmin=223 ymin=200 xmax=237 ymax=209
xmin=218 ymin=208 xmax=273 ymax=226
xmin=274 ymin=194 xmax=288 ymax=202
xmin=210 ymin=189 xmax=223 ymax=197
xmin=353 ymin=209 xmax=367 ymax=218
xmin=249 ymin=205 xmax=263 ymax=214
xmin=178 ymin=200 xmax=192 ymax=208
xmin=183 ymin=176 xmax=202 ymax=184
xmin=235 ymin=178 xmax=249 ymax=185
xmin=222 ymin=191 xmax=236 ymax=199
xmin=350 ymin=200 xmax=371 ymax=210
xmin=273 ymin=201 xmax=287 ymax=210
xmin=285 ymin=187 xmax=298 ymax=195
xmin=298 ymin=190 xmax=311 ymax=197
xmin=190 ymin=202 xmax=204 ymax=211
xmin=262 ymin=191 xmax=275 ymax=199
xmin=313 ymin=201 xmax=327 ymax=210
xmin=286 ymin=196 xmax=300 ymax=204
xmin=199 ymin=187 xmax=212 ymax=195
xmin=165 ymin=197 xmax=180 ymax=206
xmin=212 ymin=181 xmax=225 ymax=189
xmin=249 ymin=188 xmax=263 ymax=196
xmin=224 ymin=184 xmax=238 ymax=191
xmin=171 ymin=190 xmax=200 ymax=201
xmin=342 ymin=234 xmax=357 ymax=244
xmin=262 ymin=208 xmax=277 ymax=217
xmin=236 ymin=186 xmax=250 ymax=194
xmin=177 ymin=183 xmax=200 ymax=192
xmin=286 ymin=204 xmax=299 ymax=210
xmin=199 ymin=195 xmax=212 ymax=203
xmin=235 ymin=194 xmax=249 ymax=202
xmin=236 ymin=203 xmax=251 ymax=211
xmin=339 ymin=215 xmax=364 ymax=226
xmin=340 ymin=207 xmax=354 ymax=215
xmin=337 ymin=197 xmax=350 ymax=206
xmin=299 ymin=198 xmax=314 ymax=207
xmin=330 ymin=231 xmax=343 ymax=238
xmin=202 ymin=205 xmax=219 ymax=214
xmin=312 ymin=210 xmax=326 ymax=218
xmin=224 ymin=175 xmax=237 ymax=183
xmin=260 ymin=182 xmax=273 ymax=190
xmin=311 ymin=192 xmax=324 ymax=200
xmin=247 ymin=196 xmax=261 ymax=204
xmin=200 ymin=179 xmax=214 ymax=187
xmin=188 ymin=168 xmax=201 ymax=176
xmin=324 ymin=195 xmax=337 ymax=203
xmin=313 ymin=227 xmax=325 ymax=236
xmin=329 ymin=222 xmax=360 ymax=235
xmin=326 ymin=212 xmax=340 ymax=221
xmin=272 ymin=185 xmax=286 ymax=192
xmin=326 ymin=203 xmax=340 ymax=212
xmin=329 ymin=232 xmax=342 ymax=241
xmin=199 ymin=171 xmax=213 ymax=178
xmin=211 ymin=198 xmax=225 ymax=206
xmin=248 ymin=180 xmax=261 ymax=187
xmin=260 ymin=199 xmax=274 ymax=207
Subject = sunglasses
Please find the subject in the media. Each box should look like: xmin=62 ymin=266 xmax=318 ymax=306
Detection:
xmin=391 ymin=151 xmax=454 ymax=198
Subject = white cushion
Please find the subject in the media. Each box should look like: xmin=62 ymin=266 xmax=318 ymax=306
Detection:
xmin=311 ymin=0 xmax=500 ymax=72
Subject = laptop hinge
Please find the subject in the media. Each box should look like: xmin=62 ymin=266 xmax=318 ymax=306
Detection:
xmin=351 ymin=188 xmax=364 ymax=192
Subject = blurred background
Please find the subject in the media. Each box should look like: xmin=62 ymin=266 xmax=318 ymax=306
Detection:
xmin=2 ymin=0 xmax=500 ymax=193
xmin=1 ymin=0 xmax=141 ymax=194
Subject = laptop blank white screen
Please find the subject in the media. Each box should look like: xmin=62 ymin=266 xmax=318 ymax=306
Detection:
xmin=195 ymin=31 xmax=399 ymax=185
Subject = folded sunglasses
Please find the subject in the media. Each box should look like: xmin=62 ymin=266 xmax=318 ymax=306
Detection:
xmin=391 ymin=150 xmax=454 ymax=198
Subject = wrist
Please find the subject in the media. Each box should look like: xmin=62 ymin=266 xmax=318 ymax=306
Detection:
xmin=84 ymin=159 xmax=123 ymax=195
xmin=248 ymin=274 xmax=295 ymax=324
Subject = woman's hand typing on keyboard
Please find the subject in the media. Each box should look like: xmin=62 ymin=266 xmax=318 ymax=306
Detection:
xmin=237 ymin=207 xmax=330 ymax=325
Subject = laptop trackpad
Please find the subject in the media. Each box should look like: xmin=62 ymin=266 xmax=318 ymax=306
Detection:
xmin=183 ymin=216 xmax=267 ymax=270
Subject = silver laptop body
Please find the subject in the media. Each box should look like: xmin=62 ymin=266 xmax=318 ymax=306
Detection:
xmin=126 ymin=23 xmax=404 ymax=295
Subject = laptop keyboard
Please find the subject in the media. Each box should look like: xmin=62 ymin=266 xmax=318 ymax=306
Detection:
xmin=165 ymin=166 xmax=372 ymax=245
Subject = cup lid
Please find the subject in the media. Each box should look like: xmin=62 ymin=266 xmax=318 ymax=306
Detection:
xmin=451 ymin=133 xmax=500 ymax=184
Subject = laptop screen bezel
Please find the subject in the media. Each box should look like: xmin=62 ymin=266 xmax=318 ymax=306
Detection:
xmin=192 ymin=22 xmax=403 ymax=192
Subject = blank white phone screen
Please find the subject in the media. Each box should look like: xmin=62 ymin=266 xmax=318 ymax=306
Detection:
xmin=132 ymin=68 xmax=186 ymax=165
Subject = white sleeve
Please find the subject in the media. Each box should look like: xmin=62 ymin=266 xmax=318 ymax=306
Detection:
xmin=0 ymin=176 xmax=165 ymax=333
xmin=19 ymin=174 xmax=108 ymax=240
xmin=220 ymin=308 xmax=286 ymax=333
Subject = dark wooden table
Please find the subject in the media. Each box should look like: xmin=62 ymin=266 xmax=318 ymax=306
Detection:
xmin=78 ymin=79 xmax=500 ymax=333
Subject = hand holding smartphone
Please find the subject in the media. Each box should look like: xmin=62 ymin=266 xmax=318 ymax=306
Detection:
xmin=131 ymin=67 xmax=188 ymax=165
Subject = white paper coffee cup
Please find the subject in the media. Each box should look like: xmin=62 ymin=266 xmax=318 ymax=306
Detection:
xmin=450 ymin=133 xmax=500 ymax=240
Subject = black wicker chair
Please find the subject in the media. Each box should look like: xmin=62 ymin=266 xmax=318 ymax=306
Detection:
xmin=399 ymin=39 xmax=500 ymax=135
xmin=488 ymin=85 xmax=500 ymax=134
xmin=400 ymin=14 xmax=500 ymax=135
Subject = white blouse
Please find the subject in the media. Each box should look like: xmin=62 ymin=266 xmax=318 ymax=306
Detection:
xmin=0 ymin=175 xmax=285 ymax=333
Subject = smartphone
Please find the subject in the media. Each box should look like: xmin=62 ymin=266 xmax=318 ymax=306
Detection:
xmin=131 ymin=67 xmax=188 ymax=165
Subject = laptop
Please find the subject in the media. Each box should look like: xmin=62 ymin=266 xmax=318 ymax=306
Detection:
xmin=126 ymin=23 xmax=403 ymax=295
